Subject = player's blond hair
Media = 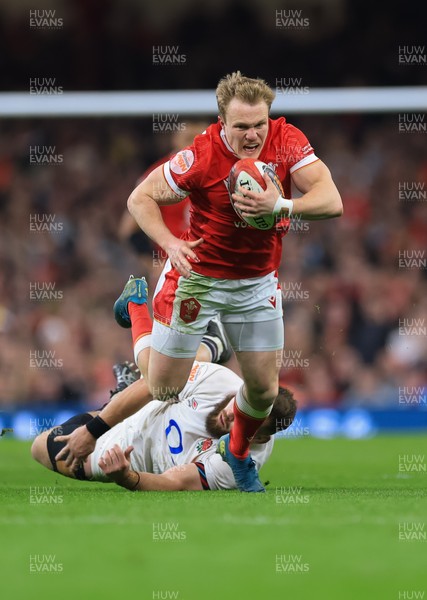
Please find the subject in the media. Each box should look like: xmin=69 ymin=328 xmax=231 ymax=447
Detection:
xmin=216 ymin=71 xmax=275 ymax=120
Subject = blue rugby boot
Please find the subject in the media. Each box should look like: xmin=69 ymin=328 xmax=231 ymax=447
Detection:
xmin=113 ymin=275 xmax=148 ymax=328
xmin=217 ymin=434 xmax=265 ymax=493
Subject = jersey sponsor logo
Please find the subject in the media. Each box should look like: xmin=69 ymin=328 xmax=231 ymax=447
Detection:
xmin=170 ymin=149 xmax=194 ymax=174
xmin=188 ymin=363 xmax=201 ymax=382
xmin=179 ymin=297 xmax=201 ymax=323
xmin=301 ymin=143 xmax=313 ymax=155
xmin=196 ymin=438 xmax=213 ymax=453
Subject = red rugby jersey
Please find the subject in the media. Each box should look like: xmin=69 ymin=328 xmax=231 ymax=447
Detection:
xmin=163 ymin=118 xmax=318 ymax=279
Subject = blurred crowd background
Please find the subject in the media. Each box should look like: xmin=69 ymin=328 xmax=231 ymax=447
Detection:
xmin=0 ymin=0 xmax=425 ymax=90
xmin=0 ymin=113 xmax=425 ymax=409
xmin=0 ymin=0 xmax=425 ymax=409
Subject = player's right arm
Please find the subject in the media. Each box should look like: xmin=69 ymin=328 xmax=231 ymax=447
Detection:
xmin=98 ymin=445 xmax=203 ymax=491
xmin=127 ymin=165 xmax=203 ymax=278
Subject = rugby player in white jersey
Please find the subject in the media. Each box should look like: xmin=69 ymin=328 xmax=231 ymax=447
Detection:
xmin=31 ymin=359 xmax=296 ymax=491
xmin=43 ymin=283 xmax=295 ymax=491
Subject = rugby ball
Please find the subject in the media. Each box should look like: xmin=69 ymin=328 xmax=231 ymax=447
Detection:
xmin=228 ymin=159 xmax=284 ymax=230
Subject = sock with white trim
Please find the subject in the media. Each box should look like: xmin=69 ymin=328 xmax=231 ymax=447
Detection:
xmin=229 ymin=385 xmax=272 ymax=459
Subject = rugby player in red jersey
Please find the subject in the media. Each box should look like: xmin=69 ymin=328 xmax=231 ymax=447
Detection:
xmin=118 ymin=122 xmax=209 ymax=247
xmin=83 ymin=72 xmax=342 ymax=492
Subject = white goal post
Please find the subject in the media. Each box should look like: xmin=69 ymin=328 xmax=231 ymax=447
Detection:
xmin=0 ymin=87 xmax=426 ymax=117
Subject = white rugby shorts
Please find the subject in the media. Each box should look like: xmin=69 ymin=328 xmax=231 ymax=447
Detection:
xmin=151 ymin=260 xmax=284 ymax=357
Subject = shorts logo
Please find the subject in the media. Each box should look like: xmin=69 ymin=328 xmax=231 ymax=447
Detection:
xmin=268 ymin=295 xmax=277 ymax=308
xmin=170 ymin=149 xmax=194 ymax=174
xmin=179 ymin=297 xmax=201 ymax=323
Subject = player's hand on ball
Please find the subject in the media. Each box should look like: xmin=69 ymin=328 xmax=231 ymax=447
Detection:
xmin=98 ymin=444 xmax=134 ymax=483
xmin=55 ymin=425 xmax=96 ymax=470
xmin=233 ymin=172 xmax=280 ymax=217
xmin=166 ymin=237 xmax=203 ymax=278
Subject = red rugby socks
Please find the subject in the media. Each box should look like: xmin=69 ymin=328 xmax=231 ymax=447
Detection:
xmin=228 ymin=386 xmax=272 ymax=459
xmin=128 ymin=302 xmax=152 ymax=346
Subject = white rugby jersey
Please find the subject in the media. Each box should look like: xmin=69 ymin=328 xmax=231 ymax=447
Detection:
xmin=90 ymin=361 xmax=274 ymax=490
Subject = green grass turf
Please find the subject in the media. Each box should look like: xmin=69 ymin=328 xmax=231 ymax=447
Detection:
xmin=1 ymin=436 xmax=426 ymax=600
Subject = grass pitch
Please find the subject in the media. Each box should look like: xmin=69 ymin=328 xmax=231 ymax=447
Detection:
xmin=1 ymin=436 xmax=426 ymax=600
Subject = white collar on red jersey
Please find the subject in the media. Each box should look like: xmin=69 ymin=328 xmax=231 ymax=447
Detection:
xmin=219 ymin=127 xmax=238 ymax=157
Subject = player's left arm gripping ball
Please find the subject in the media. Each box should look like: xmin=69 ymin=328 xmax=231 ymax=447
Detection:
xmin=233 ymin=171 xmax=283 ymax=217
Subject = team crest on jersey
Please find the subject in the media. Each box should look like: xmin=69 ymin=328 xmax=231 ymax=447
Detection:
xmin=191 ymin=398 xmax=198 ymax=410
xmin=179 ymin=297 xmax=201 ymax=323
xmin=266 ymin=161 xmax=279 ymax=172
xmin=170 ymin=149 xmax=194 ymax=174
xmin=196 ymin=438 xmax=213 ymax=453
